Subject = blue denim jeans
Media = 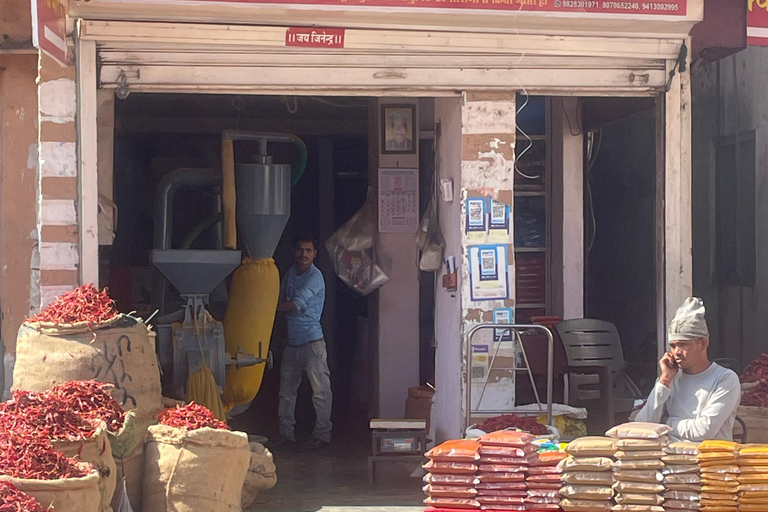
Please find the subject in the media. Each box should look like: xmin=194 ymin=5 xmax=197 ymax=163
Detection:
xmin=278 ymin=339 xmax=333 ymax=442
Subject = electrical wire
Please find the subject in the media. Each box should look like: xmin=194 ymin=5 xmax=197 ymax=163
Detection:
xmin=310 ymin=97 xmax=367 ymax=109
xmin=280 ymin=96 xmax=299 ymax=114
xmin=585 ymin=129 xmax=603 ymax=254
xmin=562 ymin=98 xmax=583 ymax=136
xmin=510 ymin=3 xmax=540 ymax=181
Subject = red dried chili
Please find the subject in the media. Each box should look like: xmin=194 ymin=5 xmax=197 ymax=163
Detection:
xmin=0 ymin=430 xmax=90 ymax=480
xmin=0 ymin=390 xmax=98 ymax=441
xmin=0 ymin=481 xmax=45 ymax=512
xmin=47 ymin=381 xmax=126 ymax=433
xmin=742 ymin=353 xmax=768 ymax=383
xmin=742 ymin=380 xmax=768 ymax=407
xmin=157 ymin=402 xmax=229 ymax=431
xmin=474 ymin=414 xmax=548 ymax=435
xmin=26 ymin=284 xmax=118 ymax=325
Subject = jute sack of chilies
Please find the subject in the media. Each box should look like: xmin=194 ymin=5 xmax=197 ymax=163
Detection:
xmin=52 ymin=423 xmax=117 ymax=512
xmin=14 ymin=314 xmax=162 ymax=427
xmin=108 ymin=412 xmax=145 ymax=512
xmin=143 ymin=424 xmax=250 ymax=512
xmin=0 ymin=469 xmax=101 ymax=512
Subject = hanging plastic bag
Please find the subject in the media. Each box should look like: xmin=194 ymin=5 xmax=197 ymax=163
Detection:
xmin=415 ymin=198 xmax=445 ymax=272
xmin=325 ymin=186 xmax=389 ymax=295
xmin=115 ymin=477 xmax=134 ymax=512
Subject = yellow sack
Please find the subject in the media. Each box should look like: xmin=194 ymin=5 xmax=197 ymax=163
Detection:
xmin=698 ymin=440 xmax=740 ymax=453
xmin=188 ymin=365 xmax=227 ymax=421
xmin=223 ymin=258 xmax=280 ymax=406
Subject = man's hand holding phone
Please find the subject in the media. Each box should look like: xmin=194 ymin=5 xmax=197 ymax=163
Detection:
xmin=659 ymin=352 xmax=678 ymax=388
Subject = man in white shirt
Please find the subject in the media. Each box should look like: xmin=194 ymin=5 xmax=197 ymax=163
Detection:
xmin=635 ymin=297 xmax=741 ymax=441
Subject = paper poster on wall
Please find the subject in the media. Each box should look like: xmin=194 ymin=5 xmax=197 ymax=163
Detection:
xmin=471 ymin=344 xmax=489 ymax=382
xmin=488 ymin=199 xmax=511 ymax=242
xmin=378 ymin=168 xmax=418 ymax=233
xmin=493 ymin=307 xmax=515 ymax=342
xmin=468 ymin=244 xmax=509 ymax=301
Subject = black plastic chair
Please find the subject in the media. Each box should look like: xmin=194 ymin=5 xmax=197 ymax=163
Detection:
xmin=554 ymin=319 xmax=643 ymax=433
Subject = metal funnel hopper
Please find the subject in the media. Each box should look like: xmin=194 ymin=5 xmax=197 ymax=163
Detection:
xmin=236 ymin=162 xmax=291 ymax=260
xmin=151 ymin=249 xmax=242 ymax=295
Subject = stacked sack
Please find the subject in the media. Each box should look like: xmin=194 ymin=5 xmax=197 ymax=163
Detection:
xmin=735 ymin=444 xmax=768 ymax=512
xmin=525 ymin=439 xmax=566 ymax=511
xmin=661 ymin=441 xmax=701 ymax=512
xmin=697 ymin=440 xmax=740 ymax=512
xmin=559 ymin=437 xmax=616 ymax=512
xmin=476 ymin=431 xmax=536 ymax=511
xmin=607 ymin=422 xmax=669 ymax=512
xmin=423 ymin=439 xmax=481 ymax=510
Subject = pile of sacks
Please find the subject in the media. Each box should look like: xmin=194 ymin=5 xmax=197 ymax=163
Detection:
xmin=559 ymin=436 xmax=616 ymax=512
xmin=661 ymin=441 xmax=701 ymax=512
xmin=423 ymin=439 xmax=481 ymax=510
xmin=524 ymin=439 xmax=566 ymax=511
xmin=698 ymin=440 xmax=740 ymax=512
xmin=737 ymin=444 xmax=768 ymax=512
xmin=607 ymin=422 xmax=669 ymax=512
xmin=476 ymin=431 xmax=536 ymax=511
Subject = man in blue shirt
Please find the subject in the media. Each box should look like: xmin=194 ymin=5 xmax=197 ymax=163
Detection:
xmin=275 ymin=234 xmax=332 ymax=450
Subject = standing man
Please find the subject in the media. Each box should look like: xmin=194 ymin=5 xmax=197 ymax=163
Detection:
xmin=635 ymin=297 xmax=741 ymax=441
xmin=274 ymin=234 xmax=332 ymax=450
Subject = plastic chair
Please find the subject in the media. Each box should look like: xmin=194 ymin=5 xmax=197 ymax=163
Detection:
xmin=733 ymin=415 xmax=748 ymax=444
xmin=554 ymin=319 xmax=643 ymax=432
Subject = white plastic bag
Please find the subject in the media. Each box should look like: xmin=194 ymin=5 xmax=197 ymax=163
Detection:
xmin=325 ymin=187 xmax=389 ymax=295
xmin=115 ymin=478 xmax=133 ymax=512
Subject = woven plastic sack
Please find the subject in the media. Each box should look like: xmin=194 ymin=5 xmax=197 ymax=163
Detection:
xmin=561 ymin=498 xmax=613 ymax=511
xmin=52 ymin=424 xmax=116 ymax=512
xmin=606 ymin=422 xmax=671 ymax=439
xmin=558 ymin=456 xmax=613 ymax=472
xmin=559 ymin=484 xmax=613 ymax=500
xmin=426 ymin=440 xmax=480 ymax=462
xmin=566 ymin=436 xmax=616 ymax=457
xmin=0 ymin=469 xmax=101 ymax=512
xmin=614 ymin=469 xmax=663 ymax=483
xmin=143 ymin=425 xmax=250 ymax=512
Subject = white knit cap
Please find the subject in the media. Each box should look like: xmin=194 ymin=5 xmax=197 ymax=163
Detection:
xmin=667 ymin=297 xmax=710 ymax=342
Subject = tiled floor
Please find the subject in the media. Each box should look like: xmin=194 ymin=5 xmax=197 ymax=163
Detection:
xmin=247 ymin=443 xmax=425 ymax=512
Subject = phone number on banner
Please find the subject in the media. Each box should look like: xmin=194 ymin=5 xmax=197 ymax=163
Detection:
xmin=557 ymin=0 xmax=681 ymax=12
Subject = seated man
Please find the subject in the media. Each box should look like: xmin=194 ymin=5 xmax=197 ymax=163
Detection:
xmin=635 ymin=297 xmax=741 ymax=441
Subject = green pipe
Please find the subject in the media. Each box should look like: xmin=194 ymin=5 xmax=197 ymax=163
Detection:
xmin=220 ymin=130 xmax=308 ymax=186
xmin=289 ymin=135 xmax=308 ymax=186
xmin=180 ymin=212 xmax=224 ymax=249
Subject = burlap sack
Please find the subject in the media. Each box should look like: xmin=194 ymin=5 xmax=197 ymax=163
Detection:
xmin=108 ymin=412 xmax=145 ymax=512
xmin=14 ymin=314 xmax=163 ymax=426
xmin=0 ymin=469 xmax=101 ymax=512
xmin=143 ymin=424 xmax=250 ymax=512
xmin=241 ymin=442 xmax=277 ymax=510
xmin=52 ymin=425 xmax=116 ymax=512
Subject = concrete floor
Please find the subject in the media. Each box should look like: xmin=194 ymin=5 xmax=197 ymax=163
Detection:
xmin=247 ymin=443 xmax=425 ymax=512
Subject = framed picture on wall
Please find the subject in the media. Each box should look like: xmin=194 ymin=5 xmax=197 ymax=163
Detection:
xmin=381 ymin=104 xmax=416 ymax=154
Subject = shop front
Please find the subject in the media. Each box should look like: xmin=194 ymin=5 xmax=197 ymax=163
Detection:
xmin=29 ymin=0 xmax=701 ymax=460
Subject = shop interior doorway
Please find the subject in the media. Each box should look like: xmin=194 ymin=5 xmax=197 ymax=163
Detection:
xmin=102 ymin=93 xmax=433 ymax=509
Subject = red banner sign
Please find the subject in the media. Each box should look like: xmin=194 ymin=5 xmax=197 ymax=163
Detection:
xmin=286 ymin=27 xmax=345 ymax=48
xmin=192 ymin=0 xmax=686 ymax=17
xmin=31 ymin=0 xmax=67 ymax=66
xmin=748 ymin=0 xmax=768 ymax=45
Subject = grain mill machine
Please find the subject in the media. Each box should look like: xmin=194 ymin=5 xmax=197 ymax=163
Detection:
xmin=152 ymin=131 xmax=307 ymax=410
